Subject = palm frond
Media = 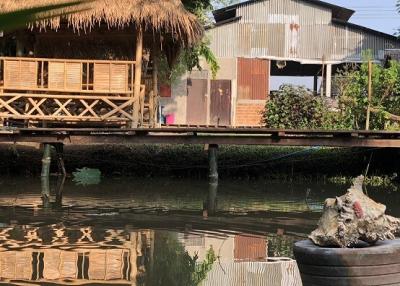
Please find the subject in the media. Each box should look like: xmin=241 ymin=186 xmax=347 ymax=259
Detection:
xmin=0 ymin=1 xmax=86 ymax=31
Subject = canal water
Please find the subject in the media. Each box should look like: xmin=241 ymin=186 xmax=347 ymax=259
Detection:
xmin=0 ymin=177 xmax=398 ymax=285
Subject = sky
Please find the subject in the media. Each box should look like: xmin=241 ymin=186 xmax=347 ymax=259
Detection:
xmin=329 ymin=0 xmax=400 ymax=35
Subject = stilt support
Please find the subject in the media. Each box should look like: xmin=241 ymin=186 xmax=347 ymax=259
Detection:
xmin=41 ymin=144 xmax=52 ymax=178
xmin=208 ymin=144 xmax=219 ymax=183
xmin=204 ymin=181 xmax=218 ymax=217
xmin=313 ymin=75 xmax=318 ymax=95
xmin=326 ymin=64 xmax=332 ymax=98
xmin=54 ymin=143 xmax=66 ymax=177
xmin=41 ymin=143 xmax=51 ymax=208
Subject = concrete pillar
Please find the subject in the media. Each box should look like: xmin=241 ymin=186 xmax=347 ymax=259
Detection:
xmin=54 ymin=143 xmax=66 ymax=177
xmin=208 ymin=144 xmax=218 ymax=183
xmin=326 ymin=64 xmax=332 ymax=98
xmin=41 ymin=144 xmax=51 ymax=208
xmin=41 ymin=144 xmax=52 ymax=178
xmin=205 ymin=181 xmax=218 ymax=216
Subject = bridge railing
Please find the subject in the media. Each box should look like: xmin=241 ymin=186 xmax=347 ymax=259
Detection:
xmin=0 ymin=57 xmax=145 ymax=126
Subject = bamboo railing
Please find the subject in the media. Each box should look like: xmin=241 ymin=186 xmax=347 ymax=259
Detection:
xmin=0 ymin=57 xmax=145 ymax=126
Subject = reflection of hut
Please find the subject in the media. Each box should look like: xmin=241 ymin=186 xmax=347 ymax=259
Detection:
xmin=0 ymin=226 xmax=154 ymax=285
xmin=0 ymin=0 xmax=203 ymax=127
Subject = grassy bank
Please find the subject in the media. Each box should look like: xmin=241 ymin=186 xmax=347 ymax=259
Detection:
xmin=0 ymin=144 xmax=398 ymax=182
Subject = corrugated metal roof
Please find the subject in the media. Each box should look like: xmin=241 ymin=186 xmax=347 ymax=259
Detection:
xmin=207 ymin=0 xmax=400 ymax=62
xmin=213 ymin=0 xmax=355 ymax=22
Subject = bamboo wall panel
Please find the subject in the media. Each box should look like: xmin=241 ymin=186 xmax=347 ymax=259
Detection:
xmin=49 ymin=62 xmax=65 ymax=90
xmin=66 ymin=62 xmax=82 ymax=90
xmin=4 ymin=60 xmax=37 ymax=89
xmin=94 ymin=63 xmax=110 ymax=91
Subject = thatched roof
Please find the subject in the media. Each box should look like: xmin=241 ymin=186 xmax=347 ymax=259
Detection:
xmin=1 ymin=0 xmax=203 ymax=46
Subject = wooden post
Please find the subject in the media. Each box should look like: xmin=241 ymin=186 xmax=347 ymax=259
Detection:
xmin=41 ymin=144 xmax=51 ymax=209
xmin=208 ymin=144 xmax=218 ymax=184
xmin=55 ymin=174 xmax=66 ymax=208
xmin=54 ymin=143 xmax=66 ymax=177
xmin=133 ymin=26 xmax=143 ymax=128
xmin=313 ymin=75 xmax=318 ymax=96
xmin=366 ymin=60 xmax=373 ymax=131
xmin=151 ymin=42 xmax=159 ymax=127
xmin=41 ymin=144 xmax=52 ymax=178
xmin=326 ymin=64 xmax=332 ymax=98
xmin=321 ymin=56 xmax=326 ymax=97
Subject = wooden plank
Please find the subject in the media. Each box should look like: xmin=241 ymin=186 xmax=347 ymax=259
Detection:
xmin=0 ymin=56 xmax=136 ymax=65
xmin=1 ymin=134 xmax=400 ymax=148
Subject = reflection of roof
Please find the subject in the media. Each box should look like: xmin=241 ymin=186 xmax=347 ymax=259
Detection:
xmin=213 ymin=0 xmax=355 ymax=23
xmin=203 ymin=259 xmax=302 ymax=286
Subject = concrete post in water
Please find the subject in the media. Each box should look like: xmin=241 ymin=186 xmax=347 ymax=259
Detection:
xmin=208 ymin=144 xmax=218 ymax=183
xmin=54 ymin=143 xmax=66 ymax=177
xmin=41 ymin=144 xmax=52 ymax=178
xmin=41 ymin=144 xmax=52 ymax=209
xmin=204 ymin=181 xmax=218 ymax=217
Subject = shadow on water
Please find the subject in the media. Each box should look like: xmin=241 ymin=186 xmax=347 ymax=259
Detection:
xmin=0 ymin=176 xmax=399 ymax=285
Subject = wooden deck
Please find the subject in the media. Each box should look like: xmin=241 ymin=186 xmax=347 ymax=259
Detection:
xmin=1 ymin=126 xmax=400 ymax=148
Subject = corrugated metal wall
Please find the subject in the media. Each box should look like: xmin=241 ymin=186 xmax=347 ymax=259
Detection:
xmin=208 ymin=0 xmax=400 ymax=62
xmin=237 ymin=58 xmax=270 ymax=100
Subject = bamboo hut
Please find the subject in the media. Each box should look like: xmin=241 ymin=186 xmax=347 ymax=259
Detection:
xmin=0 ymin=0 xmax=203 ymax=127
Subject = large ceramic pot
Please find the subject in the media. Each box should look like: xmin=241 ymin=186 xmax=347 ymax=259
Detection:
xmin=294 ymin=239 xmax=400 ymax=286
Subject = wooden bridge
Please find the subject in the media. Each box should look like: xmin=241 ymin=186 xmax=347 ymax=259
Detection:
xmin=0 ymin=126 xmax=400 ymax=148
xmin=1 ymin=126 xmax=399 ymax=183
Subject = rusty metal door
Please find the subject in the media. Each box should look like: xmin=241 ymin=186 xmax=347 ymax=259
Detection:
xmin=210 ymin=80 xmax=231 ymax=126
xmin=186 ymin=78 xmax=208 ymax=125
xmin=237 ymin=58 xmax=269 ymax=100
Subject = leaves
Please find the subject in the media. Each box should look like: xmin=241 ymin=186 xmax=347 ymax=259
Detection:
xmin=334 ymin=59 xmax=400 ymax=130
xmin=263 ymin=84 xmax=328 ymax=129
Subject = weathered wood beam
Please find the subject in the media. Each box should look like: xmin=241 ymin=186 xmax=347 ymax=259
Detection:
xmin=133 ymin=26 xmax=143 ymax=127
xmin=2 ymin=134 xmax=400 ymax=148
xmin=151 ymin=41 xmax=160 ymax=127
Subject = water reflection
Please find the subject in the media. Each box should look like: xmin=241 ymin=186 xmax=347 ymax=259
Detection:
xmin=0 ymin=177 xmax=397 ymax=285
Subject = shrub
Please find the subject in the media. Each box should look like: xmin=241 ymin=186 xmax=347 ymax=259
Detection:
xmin=263 ymin=84 xmax=327 ymax=129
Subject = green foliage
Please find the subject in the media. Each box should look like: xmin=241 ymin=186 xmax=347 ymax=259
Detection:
xmin=264 ymin=57 xmax=400 ymax=131
xmin=0 ymin=1 xmax=86 ymax=31
xmin=334 ymin=59 xmax=400 ymax=130
xmin=263 ymin=84 xmax=327 ymax=129
xmin=157 ymin=0 xmax=221 ymax=83
xmin=146 ymin=232 xmax=216 ymax=286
